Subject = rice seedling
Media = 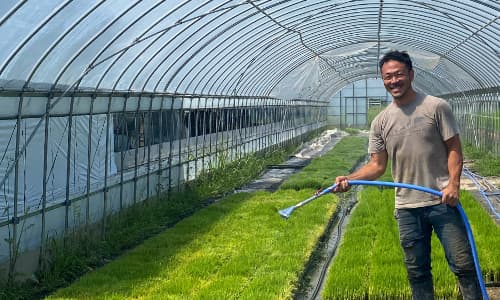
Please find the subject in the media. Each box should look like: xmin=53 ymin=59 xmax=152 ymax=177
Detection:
xmin=47 ymin=189 xmax=339 ymax=299
xmin=280 ymin=136 xmax=368 ymax=190
xmin=46 ymin=133 xmax=368 ymax=299
xmin=322 ymin=186 xmax=500 ymax=299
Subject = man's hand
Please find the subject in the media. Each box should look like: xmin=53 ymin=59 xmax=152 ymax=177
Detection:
xmin=441 ymin=184 xmax=460 ymax=207
xmin=333 ymin=176 xmax=351 ymax=193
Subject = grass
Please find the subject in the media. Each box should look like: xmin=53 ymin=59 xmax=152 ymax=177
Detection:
xmin=47 ymin=189 xmax=339 ymax=299
xmin=280 ymin=136 xmax=368 ymax=191
xmin=7 ymin=128 xmax=497 ymax=299
xmin=342 ymin=128 xmax=361 ymax=135
xmin=43 ymin=131 xmax=368 ymax=299
xmin=322 ymin=186 xmax=500 ymax=299
xmin=463 ymin=142 xmax=500 ymax=176
xmin=0 ymin=139 xmax=307 ymax=300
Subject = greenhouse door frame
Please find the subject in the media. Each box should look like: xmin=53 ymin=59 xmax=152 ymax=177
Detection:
xmin=339 ymin=96 xmax=369 ymax=128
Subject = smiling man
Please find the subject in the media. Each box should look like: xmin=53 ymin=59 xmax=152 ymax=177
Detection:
xmin=333 ymin=51 xmax=482 ymax=300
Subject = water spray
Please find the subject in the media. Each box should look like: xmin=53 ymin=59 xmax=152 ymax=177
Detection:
xmin=279 ymin=180 xmax=489 ymax=300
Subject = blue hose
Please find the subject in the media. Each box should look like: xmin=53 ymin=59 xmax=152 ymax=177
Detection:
xmin=279 ymin=180 xmax=489 ymax=299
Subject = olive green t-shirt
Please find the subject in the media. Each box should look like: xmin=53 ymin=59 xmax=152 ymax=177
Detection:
xmin=368 ymin=93 xmax=460 ymax=208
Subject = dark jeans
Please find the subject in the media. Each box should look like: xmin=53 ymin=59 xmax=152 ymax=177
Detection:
xmin=394 ymin=204 xmax=482 ymax=300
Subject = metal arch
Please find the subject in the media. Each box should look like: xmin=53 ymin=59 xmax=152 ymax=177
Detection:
xmin=268 ymin=47 xmax=440 ymax=100
xmin=181 ymin=18 xmax=277 ymax=94
xmin=295 ymin=0 xmax=497 ymax=64
xmin=284 ymin=3 xmax=490 ymax=87
xmin=203 ymin=1 xmax=356 ymax=95
xmin=215 ymin=31 xmax=305 ymax=95
xmin=161 ymin=1 xmax=261 ymax=93
xmin=189 ymin=1 xmax=337 ymax=95
xmin=210 ymin=4 xmax=305 ymax=95
xmin=68 ymin=0 xmax=184 ymax=91
xmin=381 ymin=1 xmax=497 ymax=87
xmin=215 ymin=2 xmax=402 ymax=95
xmin=316 ymin=74 xmax=373 ymax=101
xmin=114 ymin=0 xmax=243 ymax=92
xmin=94 ymin=0 xmax=183 ymax=91
xmin=134 ymin=1 xmax=245 ymax=92
xmin=225 ymin=0 xmax=356 ymax=95
xmin=225 ymin=0 xmax=497 ymax=95
xmin=50 ymin=0 xmax=145 ymax=88
xmin=238 ymin=8 xmax=382 ymax=95
xmin=312 ymin=65 xmax=467 ymax=100
xmin=57 ymin=1 xmax=223 ymax=91
xmin=378 ymin=26 xmax=489 ymax=88
xmin=241 ymin=33 xmax=378 ymax=93
xmin=0 ymin=1 xmax=73 ymax=78
xmin=416 ymin=0 xmax=499 ymax=56
xmin=415 ymin=68 xmax=462 ymax=94
xmin=134 ymin=0 xmax=256 ymax=90
xmin=443 ymin=16 xmax=499 ymax=57
xmin=189 ymin=1 xmax=344 ymax=93
xmin=254 ymin=24 xmax=484 ymax=95
xmin=191 ymin=24 xmax=278 ymax=94
xmin=394 ymin=1 xmax=499 ymax=86
xmin=0 ymin=0 xmax=27 ymax=27
xmin=196 ymin=18 xmax=288 ymax=95
xmin=93 ymin=0 xmax=496 ymax=92
xmin=124 ymin=1 xmax=248 ymax=92
xmin=272 ymin=48 xmax=470 ymax=98
xmin=161 ymin=1 xmax=312 ymax=94
xmin=334 ymin=67 xmax=458 ymax=96
xmin=196 ymin=13 xmax=292 ymax=93
xmin=147 ymin=4 xmax=239 ymax=92
xmin=170 ymin=15 xmax=268 ymax=94
xmin=240 ymin=34 xmax=379 ymax=96
xmin=242 ymin=42 xmax=325 ymax=97
xmin=23 ymin=0 xmax=108 ymax=87
xmin=0 ymin=0 xmax=497 ymax=96
xmin=105 ymin=0 xmax=203 ymax=91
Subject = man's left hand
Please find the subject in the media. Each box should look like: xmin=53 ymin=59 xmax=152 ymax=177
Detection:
xmin=441 ymin=184 xmax=460 ymax=207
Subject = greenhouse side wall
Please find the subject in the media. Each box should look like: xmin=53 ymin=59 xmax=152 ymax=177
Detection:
xmin=0 ymin=91 xmax=328 ymax=279
xmin=444 ymin=88 xmax=500 ymax=157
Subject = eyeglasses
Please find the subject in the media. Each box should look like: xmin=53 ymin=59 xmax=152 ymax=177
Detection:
xmin=382 ymin=72 xmax=408 ymax=81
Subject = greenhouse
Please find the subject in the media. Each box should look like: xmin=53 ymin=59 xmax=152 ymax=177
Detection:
xmin=0 ymin=0 xmax=499 ymax=299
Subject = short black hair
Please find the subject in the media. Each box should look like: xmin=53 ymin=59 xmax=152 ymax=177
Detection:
xmin=379 ymin=50 xmax=413 ymax=71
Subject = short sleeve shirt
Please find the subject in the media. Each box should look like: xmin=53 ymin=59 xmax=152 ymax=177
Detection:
xmin=368 ymin=94 xmax=460 ymax=208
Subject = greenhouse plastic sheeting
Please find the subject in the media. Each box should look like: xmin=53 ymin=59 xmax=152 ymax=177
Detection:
xmin=0 ymin=116 xmax=117 ymax=221
xmin=0 ymin=0 xmax=497 ymax=100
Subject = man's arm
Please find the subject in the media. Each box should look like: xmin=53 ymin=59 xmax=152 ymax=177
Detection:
xmin=441 ymin=134 xmax=463 ymax=206
xmin=334 ymin=150 xmax=388 ymax=192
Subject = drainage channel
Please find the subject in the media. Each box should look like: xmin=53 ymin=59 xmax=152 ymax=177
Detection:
xmin=294 ymin=189 xmax=360 ymax=300
xmin=232 ymin=129 xmax=360 ymax=299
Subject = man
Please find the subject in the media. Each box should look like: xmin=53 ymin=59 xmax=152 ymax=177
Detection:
xmin=333 ymin=51 xmax=482 ymax=299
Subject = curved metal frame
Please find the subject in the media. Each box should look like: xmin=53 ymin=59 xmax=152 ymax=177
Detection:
xmin=0 ymin=0 xmax=497 ymax=96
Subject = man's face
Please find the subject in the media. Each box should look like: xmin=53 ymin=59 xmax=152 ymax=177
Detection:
xmin=381 ymin=60 xmax=414 ymax=100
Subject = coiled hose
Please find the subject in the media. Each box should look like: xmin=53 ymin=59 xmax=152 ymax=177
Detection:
xmin=279 ymin=180 xmax=489 ymax=299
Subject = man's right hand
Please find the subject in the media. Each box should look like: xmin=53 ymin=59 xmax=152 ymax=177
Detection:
xmin=333 ymin=176 xmax=351 ymax=193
